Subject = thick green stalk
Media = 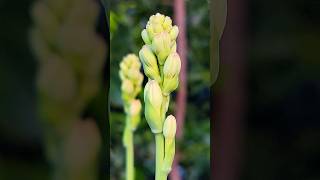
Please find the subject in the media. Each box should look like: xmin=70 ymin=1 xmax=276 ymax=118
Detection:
xmin=126 ymin=125 xmax=134 ymax=180
xmin=155 ymin=133 xmax=165 ymax=180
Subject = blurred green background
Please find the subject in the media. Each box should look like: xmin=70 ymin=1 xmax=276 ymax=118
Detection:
xmin=109 ymin=0 xmax=210 ymax=179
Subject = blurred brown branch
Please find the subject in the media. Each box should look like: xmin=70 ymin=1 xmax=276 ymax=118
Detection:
xmin=171 ymin=0 xmax=188 ymax=179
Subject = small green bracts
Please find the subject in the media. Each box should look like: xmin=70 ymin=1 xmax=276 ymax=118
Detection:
xmin=139 ymin=13 xmax=180 ymax=180
xmin=119 ymin=54 xmax=144 ymax=180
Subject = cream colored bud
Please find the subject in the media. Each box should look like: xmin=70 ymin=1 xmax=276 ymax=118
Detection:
xmin=170 ymin=26 xmax=179 ymax=40
xmin=144 ymin=80 xmax=163 ymax=133
xmin=128 ymin=69 xmax=140 ymax=82
xmin=121 ymin=79 xmax=134 ymax=94
xmin=163 ymin=115 xmax=177 ymax=139
xmin=139 ymin=45 xmax=161 ymax=82
xmin=163 ymin=17 xmax=173 ymax=31
xmin=152 ymin=32 xmax=171 ymax=65
xmin=163 ymin=52 xmax=181 ymax=79
xmin=144 ymin=80 xmax=162 ymax=108
xmin=130 ymin=99 xmax=142 ymax=116
xmin=146 ymin=23 xmax=156 ymax=40
xmin=162 ymin=76 xmax=179 ymax=96
xmin=130 ymin=100 xmax=142 ymax=131
xmin=141 ymin=29 xmax=151 ymax=44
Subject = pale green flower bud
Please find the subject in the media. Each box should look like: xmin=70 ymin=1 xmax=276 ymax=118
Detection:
xmin=139 ymin=45 xmax=161 ymax=82
xmin=170 ymin=25 xmax=179 ymax=41
xmin=163 ymin=52 xmax=181 ymax=79
xmin=163 ymin=17 xmax=173 ymax=31
xmin=162 ymin=76 xmax=179 ymax=96
xmin=144 ymin=80 xmax=163 ymax=133
xmin=163 ymin=115 xmax=177 ymax=139
xmin=121 ymin=79 xmax=134 ymax=95
xmin=146 ymin=24 xmax=156 ymax=41
xmin=130 ymin=100 xmax=142 ymax=131
xmin=128 ymin=69 xmax=141 ymax=82
xmin=141 ymin=29 xmax=151 ymax=45
xmin=162 ymin=115 xmax=176 ymax=174
xmin=151 ymin=32 xmax=171 ymax=65
xmin=130 ymin=99 xmax=142 ymax=115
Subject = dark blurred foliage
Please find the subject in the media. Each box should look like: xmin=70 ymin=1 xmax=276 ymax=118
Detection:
xmin=0 ymin=0 xmax=109 ymax=179
xmin=109 ymin=0 xmax=210 ymax=179
xmin=241 ymin=0 xmax=320 ymax=179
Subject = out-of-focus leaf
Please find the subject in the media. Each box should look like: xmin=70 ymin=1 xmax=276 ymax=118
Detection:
xmin=210 ymin=0 xmax=227 ymax=85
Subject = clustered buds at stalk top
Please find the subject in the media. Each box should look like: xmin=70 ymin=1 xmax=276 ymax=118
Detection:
xmin=140 ymin=13 xmax=179 ymax=82
xmin=144 ymin=80 xmax=163 ymax=133
xmin=119 ymin=54 xmax=143 ymax=102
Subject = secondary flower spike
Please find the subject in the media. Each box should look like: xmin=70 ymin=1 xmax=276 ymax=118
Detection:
xmin=119 ymin=54 xmax=143 ymax=102
xmin=119 ymin=54 xmax=144 ymax=180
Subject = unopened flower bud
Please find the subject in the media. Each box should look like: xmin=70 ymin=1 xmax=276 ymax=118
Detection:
xmin=121 ymin=79 xmax=134 ymax=95
xmin=169 ymin=26 xmax=179 ymax=40
xmin=128 ymin=69 xmax=141 ymax=82
xmin=141 ymin=29 xmax=151 ymax=45
xmin=163 ymin=115 xmax=176 ymax=139
xmin=144 ymin=80 xmax=163 ymax=133
xmin=163 ymin=17 xmax=172 ymax=31
xmin=163 ymin=52 xmax=181 ymax=79
xmin=162 ymin=76 xmax=179 ymax=96
xmin=152 ymin=32 xmax=171 ymax=65
xmin=130 ymin=100 xmax=142 ymax=131
xmin=139 ymin=45 xmax=161 ymax=82
xmin=130 ymin=99 xmax=142 ymax=116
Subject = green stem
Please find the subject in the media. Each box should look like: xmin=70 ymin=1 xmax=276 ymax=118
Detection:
xmin=126 ymin=128 xmax=134 ymax=180
xmin=155 ymin=133 xmax=166 ymax=180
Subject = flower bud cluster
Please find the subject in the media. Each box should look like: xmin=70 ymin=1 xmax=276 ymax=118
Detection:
xmin=119 ymin=54 xmax=144 ymax=102
xmin=140 ymin=13 xmax=181 ymax=133
xmin=140 ymin=14 xmax=180 ymax=177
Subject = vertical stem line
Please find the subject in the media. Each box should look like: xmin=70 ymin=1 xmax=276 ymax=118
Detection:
xmin=126 ymin=128 xmax=134 ymax=180
xmin=155 ymin=133 xmax=165 ymax=180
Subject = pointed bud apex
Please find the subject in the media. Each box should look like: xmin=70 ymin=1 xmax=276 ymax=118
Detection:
xmin=141 ymin=29 xmax=151 ymax=45
xmin=170 ymin=26 xmax=179 ymax=40
xmin=144 ymin=80 xmax=163 ymax=133
xmin=163 ymin=17 xmax=173 ymax=31
xmin=163 ymin=115 xmax=177 ymax=139
xmin=139 ymin=45 xmax=161 ymax=82
xmin=163 ymin=52 xmax=181 ymax=79
xmin=152 ymin=32 xmax=171 ymax=65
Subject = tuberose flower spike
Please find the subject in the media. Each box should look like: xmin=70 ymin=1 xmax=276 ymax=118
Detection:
xmin=139 ymin=13 xmax=181 ymax=179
